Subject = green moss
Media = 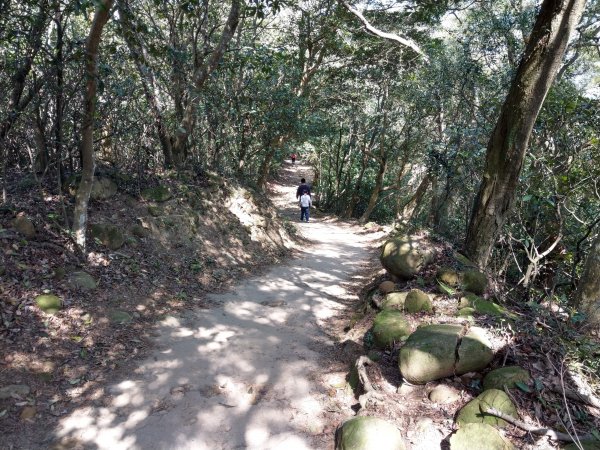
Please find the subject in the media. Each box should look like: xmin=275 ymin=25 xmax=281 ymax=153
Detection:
xmin=483 ymin=366 xmax=530 ymax=391
xmin=335 ymin=416 xmax=405 ymax=450
xmin=456 ymin=389 xmax=517 ymax=428
xmin=35 ymin=294 xmax=62 ymax=314
xmin=450 ymin=423 xmax=515 ymax=450
xmin=462 ymin=270 xmax=487 ymax=295
xmin=404 ymin=289 xmax=432 ymax=313
xmin=372 ymin=310 xmax=410 ymax=348
xmin=142 ymin=185 xmax=172 ymax=202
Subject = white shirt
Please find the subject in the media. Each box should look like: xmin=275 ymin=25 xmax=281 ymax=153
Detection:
xmin=300 ymin=193 xmax=312 ymax=207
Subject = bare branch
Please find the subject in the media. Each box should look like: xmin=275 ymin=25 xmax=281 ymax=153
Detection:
xmin=338 ymin=0 xmax=429 ymax=62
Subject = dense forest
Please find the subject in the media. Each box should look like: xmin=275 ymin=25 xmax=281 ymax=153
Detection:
xmin=1 ymin=0 xmax=600 ymax=447
xmin=2 ymin=0 xmax=598 ymax=324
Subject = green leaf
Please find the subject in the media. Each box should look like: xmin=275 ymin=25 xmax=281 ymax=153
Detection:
xmin=515 ymin=381 xmax=532 ymax=393
xmin=437 ymin=279 xmax=456 ymax=295
xmin=522 ymin=194 xmax=533 ymax=202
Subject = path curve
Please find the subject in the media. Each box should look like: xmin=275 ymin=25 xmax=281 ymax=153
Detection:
xmin=56 ymin=162 xmax=383 ymax=449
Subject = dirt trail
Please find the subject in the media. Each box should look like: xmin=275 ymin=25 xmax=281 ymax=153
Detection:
xmin=56 ymin=162 xmax=384 ymax=449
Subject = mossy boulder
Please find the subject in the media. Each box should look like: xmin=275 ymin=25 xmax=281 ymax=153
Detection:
xmin=35 ymin=294 xmax=62 ymax=314
xmin=382 ymin=292 xmax=409 ymax=310
xmin=90 ymin=223 xmax=125 ymax=250
xmin=456 ymin=389 xmax=518 ymax=428
xmin=456 ymin=327 xmax=495 ymax=374
xmin=449 ymin=423 xmax=515 ymax=450
xmin=379 ymin=281 xmax=396 ymax=294
xmin=399 ymin=324 xmax=493 ymax=384
xmin=380 ymin=236 xmax=435 ymax=280
xmin=483 ymin=366 xmax=531 ymax=391
xmin=335 ymin=416 xmax=405 ymax=450
xmin=372 ymin=310 xmax=411 ymax=348
xmin=462 ymin=270 xmax=487 ymax=295
xmin=108 ymin=310 xmax=132 ymax=324
xmin=90 ymin=177 xmax=117 ymax=200
xmin=428 ymin=385 xmax=461 ymax=404
xmin=404 ymin=289 xmax=432 ymax=313
xmin=437 ymin=267 xmax=461 ymax=287
xmin=68 ymin=271 xmax=97 ymax=291
xmin=13 ymin=215 xmax=36 ymax=238
xmin=142 ymin=185 xmax=172 ymax=202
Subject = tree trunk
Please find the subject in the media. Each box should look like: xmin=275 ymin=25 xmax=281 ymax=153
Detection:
xmin=72 ymin=0 xmax=113 ymax=251
xmin=170 ymin=0 xmax=241 ymax=165
xmin=464 ymin=0 xmax=587 ymax=267
xmin=117 ymin=1 xmax=173 ymax=167
xmin=574 ymin=234 xmax=600 ymax=327
xmin=342 ymin=151 xmax=367 ymax=218
xmin=359 ymin=156 xmax=387 ymax=224
xmin=396 ymin=172 xmax=432 ymax=225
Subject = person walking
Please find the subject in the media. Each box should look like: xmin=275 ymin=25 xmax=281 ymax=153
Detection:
xmin=290 ymin=153 xmax=297 ymax=164
xmin=296 ymin=178 xmax=310 ymax=199
xmin=299 ymin=191 xmax=312 ymax=222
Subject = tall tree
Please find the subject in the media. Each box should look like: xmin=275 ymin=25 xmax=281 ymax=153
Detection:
xmin=464 ymin=0 xmax=588 ymax=267
xmin=574 ymin=233 xmax=600 ymax=327
xmin=72 ymin=0 xmax=114 ymax=251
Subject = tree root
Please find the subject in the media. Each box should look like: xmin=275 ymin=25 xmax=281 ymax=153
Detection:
xmin=355 ymin=355 xmax=384 ymax=409
xmin=481 ymin=406 xmax=593 ymax=442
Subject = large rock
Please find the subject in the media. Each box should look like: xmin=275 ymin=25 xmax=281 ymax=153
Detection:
xmin=0 ymin=384 xmax=30 ymax=399
xmin=35 ymin=294 xmax=62 ymax=314
xmin=68 ymin=271 xmax=97 ymax=291
xmin=335 ymin=416 xmax=405 ymax=450
xmin=399 ymin=324 xmax=493 ymax=384
xmin=90 ymin=177 xmax=117 ymax=200
xmin=437 ymin=267 xmax=461 ymax=287
xmin=449 ymin=423 xmax=515 ymax=450
xmin=428 ymin=385 xmax=461 ymax=404
xmin=372 ymin=310 xmax=410 ymax=348
xmin=13 ymin=215 xmax=36 ymax=238
xmin=456 ymin=327 xmax=495 ymax=374
xmin=462 ymin=270 xmax=487 ymax=295
xmin=404 ymin=289 xmax=432 ymax=313
xmin=379 ymin=281 xmax=396 ymax=294
xmin=456 ymin=389 xmax=518 ymax=428
xmin=382 ymin=292 xmax=409 ymax=310
xmin=142 ymin=185 xmax=172 ymax=202
xmin=380 ymin=236 xmax=435 ymax=279
xmin=483 ymin=366 xmax=531 ymax=391
xmin=90 ymin=223 xmax=125 ymax=250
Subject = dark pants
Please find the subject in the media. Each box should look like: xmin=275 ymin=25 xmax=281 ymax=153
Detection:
xmin=300 ymin=206 xmax=310 ymax=222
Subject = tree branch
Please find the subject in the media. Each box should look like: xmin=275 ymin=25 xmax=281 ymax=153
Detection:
xmin=480 ymin=406 xmax=592 ymax=442
xmin=338 ymin=0 xmax=428 ymax=62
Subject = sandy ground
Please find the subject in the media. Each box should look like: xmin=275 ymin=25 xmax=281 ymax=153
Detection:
xmin=54 ymin=162 xmax=384 ymax=449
